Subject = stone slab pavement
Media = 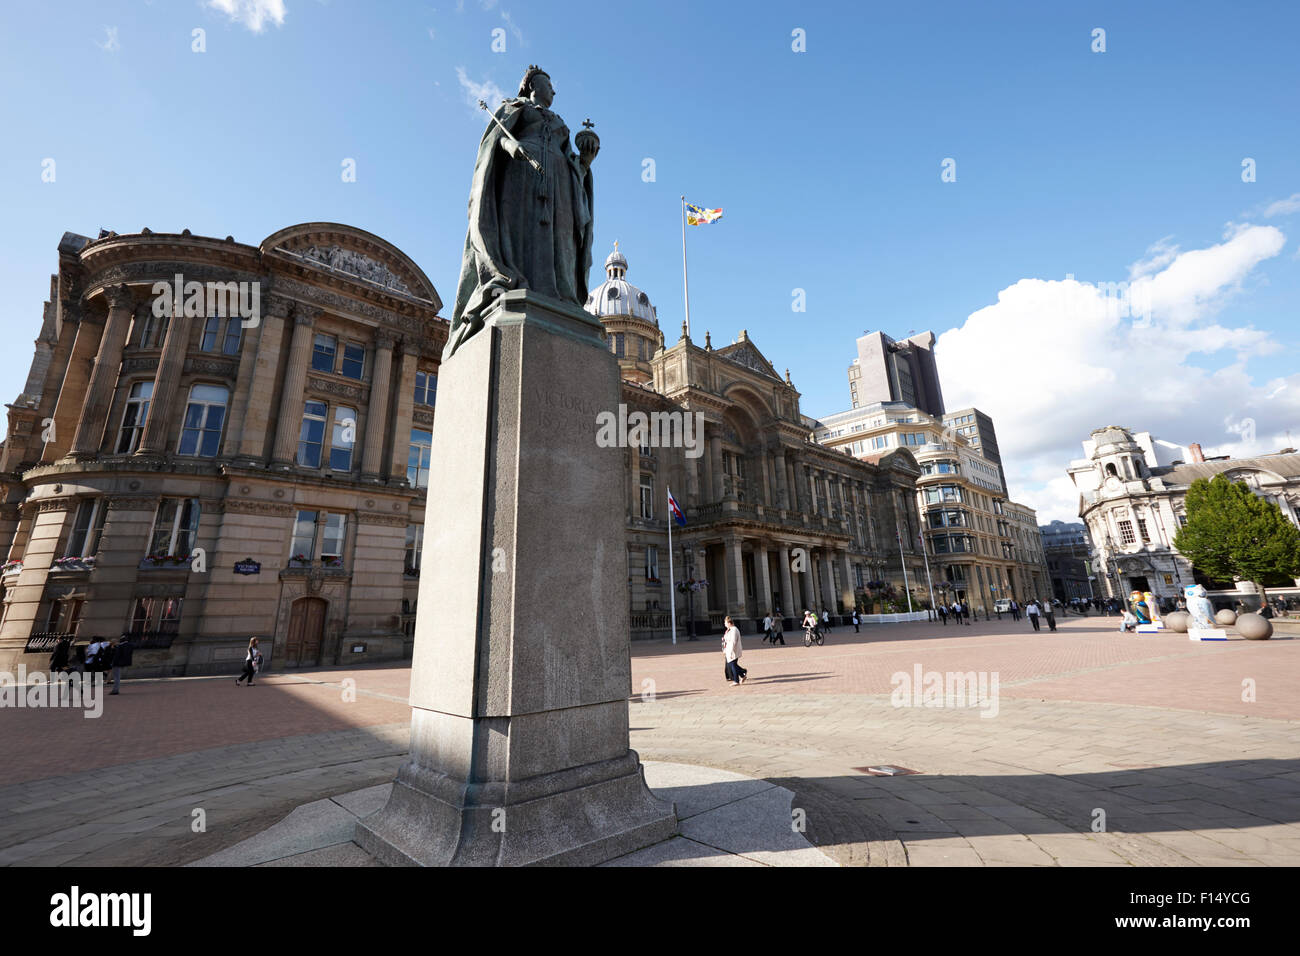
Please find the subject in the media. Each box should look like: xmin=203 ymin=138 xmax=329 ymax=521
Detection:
xmin=1 ymin=614 xmax=1296 ymax=866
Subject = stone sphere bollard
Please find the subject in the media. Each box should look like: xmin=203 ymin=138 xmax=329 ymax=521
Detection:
xmin=1164 ymin=610 xmax=1190 ymax=633
xmin=1215 ymin=609 xmax=1237 ymax=626
xmin=1234 ymin=612 xmax=1273 ymax=640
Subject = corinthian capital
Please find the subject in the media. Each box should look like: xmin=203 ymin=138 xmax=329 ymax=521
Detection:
xmin=105 ymin=284 xmax=135 ymax=310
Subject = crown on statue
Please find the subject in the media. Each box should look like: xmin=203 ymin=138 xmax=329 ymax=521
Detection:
xmin=518 ymin=64 xmax=550 ymax=96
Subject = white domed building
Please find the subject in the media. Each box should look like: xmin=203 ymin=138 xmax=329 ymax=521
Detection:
xmin=584 ymin=243 xmax=663 ymax=386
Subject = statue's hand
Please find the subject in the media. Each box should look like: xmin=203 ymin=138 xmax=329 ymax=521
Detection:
xmin=576 ymin=132 xmax=599 ymax=168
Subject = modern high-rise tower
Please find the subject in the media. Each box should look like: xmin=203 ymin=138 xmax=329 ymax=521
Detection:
xmin=846 ymin=331 xmax=945 ymax=417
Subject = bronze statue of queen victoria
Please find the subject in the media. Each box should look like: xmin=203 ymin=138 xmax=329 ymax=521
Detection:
xmin=446 ymin=66 xmax=600 ymax=357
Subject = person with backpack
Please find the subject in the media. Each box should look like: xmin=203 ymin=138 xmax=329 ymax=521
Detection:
xmin=938 ymin=603 xmax=948 ymax=626
xmin=802 ymin=609 xmax=818 ymax=645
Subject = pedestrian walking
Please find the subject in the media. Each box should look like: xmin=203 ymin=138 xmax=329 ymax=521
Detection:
xmin=960 ymin=600 xmax=971 ymax=625
xmin=722 ymin=616 xmax=746 ymax=685
xmin=938 ymin=603 xmax=948 ymax=626
xmin=235 ymin=637 xmax=262 ymax=685
xmin=950 ymin=601 xmax=961 ymax=625
xmin=1026 ymin=601 xmax=1041 ymax=631
xmin=48 ymin=635 xmax=72 ymax=677
xmin=852 ymin=609 xmax=860 ymax=633
xmin=762 ymin=611 xmax=774 ymax=644
xmin=108 ymin=633 xmax=134 ymax=695
xmin=771 ymin=613 xmax=786 ymax=645
xmin=1044 ymin=603 xmax=1057 ymax=632
xmin=821 ymin=608 xmax=833 ymax=633
xmin=1009 ymin=600 xmax=1020 ymax=622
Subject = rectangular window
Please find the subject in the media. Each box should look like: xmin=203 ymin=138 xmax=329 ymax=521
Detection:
xmin=291 ymin=510 xmax=317 ymax=561
xmin=139 ymin=313 xmax=157 ymax=348
xmin=405 ymin=523 xmax=424 ymax=572
xmin=116 ymin=381 xmax=153 ymax=454
xmin=321 ymin=513 xmax=347 ymax=561
xmin=222 ymin=318 xmax=243 ymax=355
xmin=201 ymin=316 xmax=221 ymax=351
xmin=408 ymin=428 xmax=432 ymax=489
xmin=312 ymin=333 xmax=337 ymax=373
xmin=414 ymin=370 xmax=438 ymax=406
xmin=645 ymin=545 xmax=659 ymax=580
xmin=639 ymin=474 xmax=654 ymax=519
xmin=340 ymin=343 xmax=365 ymax=380
xmin=1136 ymin=518 xmax=1150 ymax=543
xmin=1118 ymin=519 xmax=1136 ymax=545
xmin=330 ymin=405 xmax=356 ymax=472
xmin=297 ymin=400 xmax=328 ymax=468
xmin=130 ymin=597 xmax=154 ymax=635
xmin=148 ymin=498 xmax=200 ymax=558
xmin=158 ymin=597 xmax=183 ymax=634
xmin=67 ymin=499 xmax=107 ymax=558
xmin=178 ymin=384 xmax=228 ymax=457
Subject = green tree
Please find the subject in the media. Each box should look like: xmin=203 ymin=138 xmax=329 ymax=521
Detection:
xmin=1173 ymin=474 xmax=1300 ymax=600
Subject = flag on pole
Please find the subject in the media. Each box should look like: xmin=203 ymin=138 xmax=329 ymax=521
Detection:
xmin=685 ymin=202 xmax=723 ymax=225
xmin=667 ymin=488 xmax=686 ymax=526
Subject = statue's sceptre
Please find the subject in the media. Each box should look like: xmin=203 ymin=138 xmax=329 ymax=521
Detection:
xmin=478 ymin=99 xmax=544 ymax=175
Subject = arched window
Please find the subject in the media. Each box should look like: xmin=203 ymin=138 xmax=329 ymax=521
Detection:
xmin=1105 ymin=463 xmax=1118 ymax=478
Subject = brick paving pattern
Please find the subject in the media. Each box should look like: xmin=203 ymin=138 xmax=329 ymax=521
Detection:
xmin=2 ymin=614 xmax=1296 ymax=866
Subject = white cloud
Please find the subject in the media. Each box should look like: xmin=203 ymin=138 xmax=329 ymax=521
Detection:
xmin=206 ymin=0 xmax=286 ymax=33
xmin=1262 ymin=193 xmax=1300 ymax=218
xmin=935 ymin=224 xmax=1295 ymax=524
xmin=500 ymin=10 xmax=524 ymax=45
xmin=455 ymin=66 xmax=506 ymax=113
xmin=95 ymin=26 xmax=120 ymax=52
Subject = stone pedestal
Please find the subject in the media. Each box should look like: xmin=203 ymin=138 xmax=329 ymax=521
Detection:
xmin=356 ymin=291 xmax=677 ymax=866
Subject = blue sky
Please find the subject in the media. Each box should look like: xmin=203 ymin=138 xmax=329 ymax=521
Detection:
xmin=2 ymin=0 xmax=1297 ymax=521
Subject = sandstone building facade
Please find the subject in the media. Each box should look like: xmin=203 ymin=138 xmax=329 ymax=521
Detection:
xmin=0 ymin=224 xmax=445 ymax=676
xmin=1067 ymin=426 xmax=1300 ymax=603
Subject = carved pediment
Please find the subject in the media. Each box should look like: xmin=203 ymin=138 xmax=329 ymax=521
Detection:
xmin=280 ymin=244 xmax=412 ymax=295
xmin=716 ymin=339 xmax=781 ymax=381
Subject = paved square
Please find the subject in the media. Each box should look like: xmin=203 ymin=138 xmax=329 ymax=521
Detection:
xmin=1 ymin=613 xmax=1296 ymax=866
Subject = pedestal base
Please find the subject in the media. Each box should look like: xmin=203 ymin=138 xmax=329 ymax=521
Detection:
xmin=356 ymin=750 xmax=676 ymax=866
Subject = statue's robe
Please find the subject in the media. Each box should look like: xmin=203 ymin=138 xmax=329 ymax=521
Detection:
xmin=447 ymin=97 xmax=595 ymax=356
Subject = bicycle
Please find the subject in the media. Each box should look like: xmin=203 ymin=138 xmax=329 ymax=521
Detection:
xmin=803 ymin=623 xmax=825 ymax=646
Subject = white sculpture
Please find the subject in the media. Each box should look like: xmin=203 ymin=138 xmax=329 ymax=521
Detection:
xmin=1185 ymin=584 xmax=1215 ymax=629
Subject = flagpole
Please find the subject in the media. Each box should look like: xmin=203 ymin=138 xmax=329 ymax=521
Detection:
xmin=918 ymin=530 xmax=937 ymax=620
xmin=667 ymin=486 xmax=677 ymax=645
xmin=898 ymin=532 xmax=914 ymax=614
xmin=680 ymin=196 xmax=691 ymax=338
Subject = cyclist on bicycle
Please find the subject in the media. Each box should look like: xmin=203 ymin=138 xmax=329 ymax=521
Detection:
xmin=802 ymin=609 xmax=818 ymax=646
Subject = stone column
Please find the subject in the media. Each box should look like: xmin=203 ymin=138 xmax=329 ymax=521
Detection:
xmin=361 ymin=329 xmax=397 ymax=478
xmin=756 ymin=543 xmax=772 ymax=615
xmin=778 ymin=545 xmax=795 ymax=619
xmin=786 ymin=458 xmax=800 ymax=511
xmin=700 ymin=427 xmax=714 ymax=505
xmin=233 ymin=297 xmax=289 ymax=462
xmin=70 ymin=285 xmax=135 ymax=458
xmin=710 ymin=434 xmax=724 ymax=501
xmin=723 ymin=535 xmax=745 ymax=617
xmin=270 ymin=307 xmax=318 ymax=466
xmin=630 ymin=445 xmax=641 ymax=519
xmin=388 ymin=343 xmax=420 ymax=482
xmin=137 ymin=298 xmax=199 ymax=456
xmin=774 ymin=448 xmax=788 ymax=509
xmin=819 ymin=549 xmax=835 ymax=610
xmin=799 ymin=549 xmax=815 ymax=612
xmin=685 ymin=449 xmax=700 ymax=503
xmin=840 ymin=549 xmax=855 ymax=610
xmin=757 ymin=451 xmax=771 ymax=507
